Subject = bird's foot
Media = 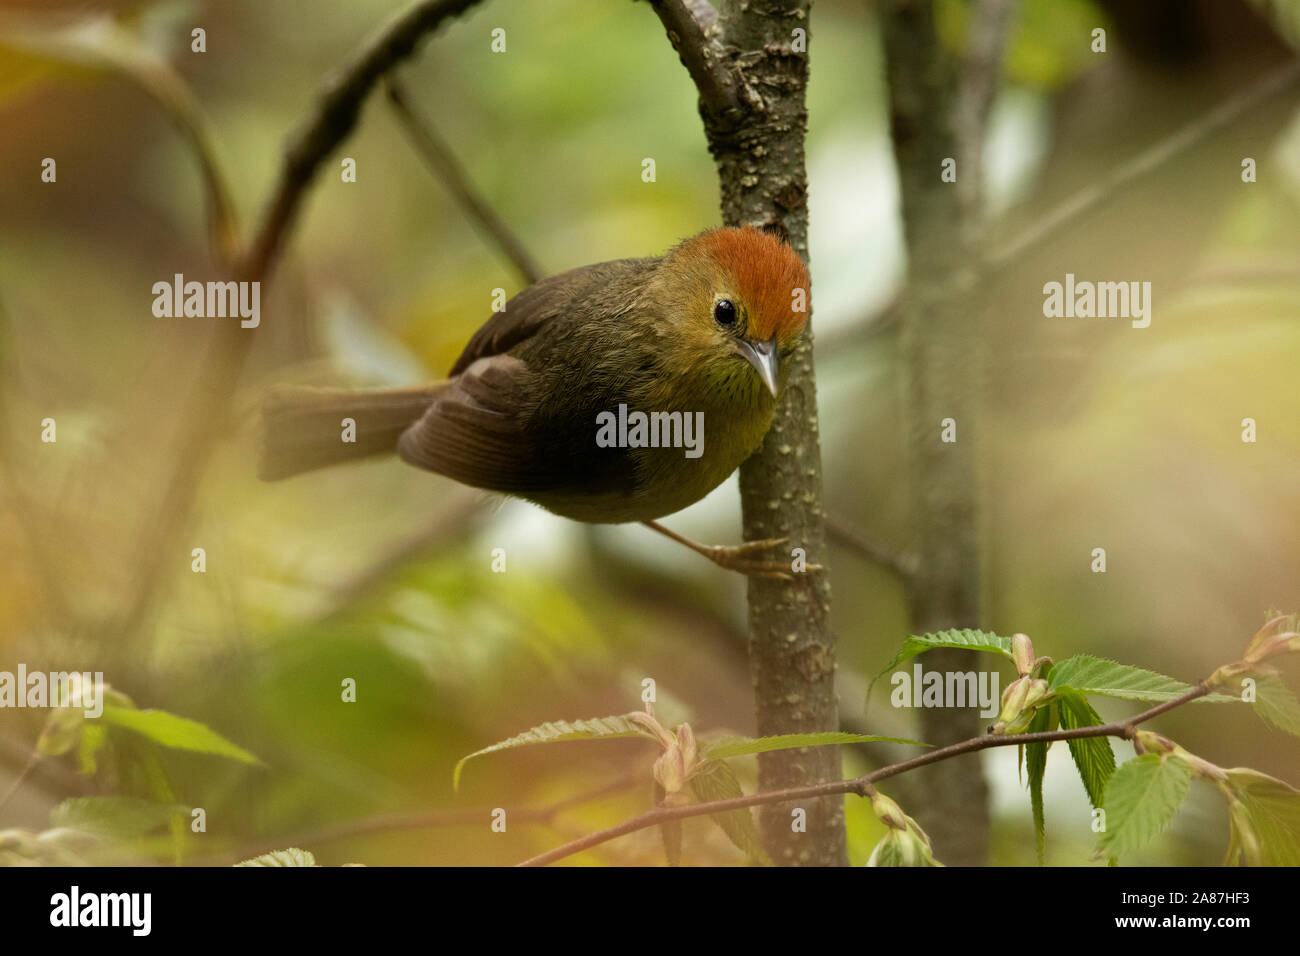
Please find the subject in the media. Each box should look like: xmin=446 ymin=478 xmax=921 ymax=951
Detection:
xmin=642 ymin=521 xmax=822 ymax=579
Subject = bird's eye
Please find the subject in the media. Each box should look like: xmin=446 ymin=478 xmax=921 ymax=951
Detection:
xmin=713 ymin=298 xmax=738 ymax=328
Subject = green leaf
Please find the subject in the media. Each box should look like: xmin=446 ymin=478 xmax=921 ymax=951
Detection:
xmin=100 ymin=706 xmax=262 ymax=765
xmin=1057 ymin=692 xmax=1116 ymax=809
xmin=37 ymin=707 xmax=84 ymax=757
xmin=236 ymin=848 xmax=318 ymax=867
xmin=870 ymin=629 xmax=1014 ymax=702
xmin=1049 ymin=655 xmax=1235 ymax=703
xmin=49 ymin=796 xmax=185 ymax=840
xmin=687 ymin=760 xmax=771 ymax=866
xmin=76 ymin=723 xmax=108 ymax=776
xmin=1099 ymin=755 xmax=1192 ymax=858
xmin=1024 ymin=703 xmax=1057 ymax=864
xmin=1251 ymin=671 xmax=1300 ymax=738
xmin=1222 ymin=769 xmax=1300 ymax=866
xmin=701 ymin=732 xmax=927 ymax=760
xmin=453 ymin=715 xmax=646 ymax=791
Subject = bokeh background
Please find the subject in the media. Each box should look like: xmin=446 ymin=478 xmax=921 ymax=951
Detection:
xmin=1 ymin=0 xmax=1298 ymax=865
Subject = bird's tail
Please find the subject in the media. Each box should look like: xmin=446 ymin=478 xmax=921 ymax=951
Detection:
xmin=259 ymin=383 xmax=446 ymax=480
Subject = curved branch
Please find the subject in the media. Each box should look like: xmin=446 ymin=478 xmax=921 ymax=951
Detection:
xmin=984 ymin=57 xmax=1300 ymax=273
xmin=241 ymin=0 xmax=488 ymax=284
xmin=645 ymin=0 xmax=757 ymax=133
xmin=516 ymin=678 xmax=1216 ymax=866
xmin=107 ymin=0 xmax=487 ymax=646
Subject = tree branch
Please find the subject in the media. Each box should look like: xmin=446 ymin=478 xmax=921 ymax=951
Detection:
xmin=984 ymin=57 xmax=1300 ymax=273
xmin=106 ymin=0 xmax=487 ymax=648
xmin=646 ymin=0 xmax=757 ymax=134
xmin=385 ymin=76 xmax=544 ymax=286
xmin=653 ymin=0 xmax=845 ymax=866
xmin=517 ymin=677 xmax=1217 ymax=866
xmin=203 ymin=773 xmax=641 ymax=866
xmin=825 ymin=513 xmax=918 ymax=581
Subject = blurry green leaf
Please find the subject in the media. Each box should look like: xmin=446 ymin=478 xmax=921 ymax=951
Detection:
xmin=76 ymin=723 xmax=108 ymax=776
xmin=453 ymin=715 xmax=646 ymax=791
xmin=1099 ymin=755 xmax=1192 ymax=858
xmin=36 ymin=707 xmax=84 ymax=757
xmin=1057 ymin=691 xmax=1115 ymax=809
xmin=1024 ymin=702 xmax=1056 ymax=864
xmin=1049 ymin=655 xmax=1235 ymax=703
xmin=870 ymin=629 xmax=1014 ymax=702
xmin=702 ymin=731 xmax=927 ymax=760
xmin=936 ymin=0 xmax=1108 ymax=90
xmin=1222 ymin=769 xmax=1300 ymax=867
xmin=1251 ymin=671 xmax=1300 ymax=738
xmin=687 ymin=759 xmax=770 ymax=866
xmin=236 ymin=848 xmax=318 ymax=867
xmin=100 ymin=706 xmax=262 ymax=765
xmin=50 ymin=796 xmax=185 ymax=840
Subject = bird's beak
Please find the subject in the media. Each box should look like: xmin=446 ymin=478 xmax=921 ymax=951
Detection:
xmin=737 ymin=336 xmax=780 ymax=398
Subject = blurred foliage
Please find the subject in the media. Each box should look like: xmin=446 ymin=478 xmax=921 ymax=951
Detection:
xmin=0 ymin=0 xmax=1298 ymax=865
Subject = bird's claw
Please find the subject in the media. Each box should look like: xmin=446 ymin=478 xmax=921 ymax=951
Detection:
xmin=701 ymin=536 xmax=822 ymax=579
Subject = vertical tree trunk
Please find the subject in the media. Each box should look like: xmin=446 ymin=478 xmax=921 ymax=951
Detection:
xmin=684 ymin=0 xmax=846 ymax=865
xmin=880 ymin=0 xmax=990 ymax=865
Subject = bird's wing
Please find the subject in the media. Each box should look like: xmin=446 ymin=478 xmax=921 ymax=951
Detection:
xmin=397 ymin=353 xmax=559 ymax=492
xmin=447 ymin=257 xmax=652 ymax=375
xmin=401 ymin=256 xmax=654 ymax=496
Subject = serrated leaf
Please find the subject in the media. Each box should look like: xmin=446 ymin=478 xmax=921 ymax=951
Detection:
xmin=49 ymin=796 xmax=185 ymax=840
xmin=869 ymin=629 xmax=1014 ymax=702
xmin=1099 ymin=754 xmax=1192 ymax=858
xmin=1057 ymin=692 xmax=1116 ymax=809
xmin=1024 ymin=703 xmax=1056 ymax=864
xmin=453 ymin=715 xmax=646 ymax=791
xmin=236 ymin=848 xmax=318 ymax=867
xmin=100 ymin=706 xmax=262 ymax=765
xmin=687 ymin=760 xmax=771 ymax=866
xmin=701 ymin=731 xmax=927 ymax=760
xmin=1250 ymin=671 xmax=1300 ymax=738
xmin=1049 ymin=655 xmax=1235 ymax=703
xmin=1222 ymin=768 xmax=1300 ymax=866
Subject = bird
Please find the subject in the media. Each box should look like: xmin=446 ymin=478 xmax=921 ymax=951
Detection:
xmin=260 ymin=225 xmax=813 ymax=576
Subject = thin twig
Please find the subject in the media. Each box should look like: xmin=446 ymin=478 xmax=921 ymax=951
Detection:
xmin=516 ymin=679 xmax=1216 ymax=866
xmin=825 ymin=513 xmax=918 ymax=581
xmin=646 ymin=0 xmax=755 ymax=131
xmin=385 ymin=78 xmax=543 ymax=285
xmin=0 ymin=750 xmax=41 ymax=816
xmin=985 ymin=58 xmax=1300 ymax=272
xmin=105 ymin=0 xmax=487 ymax=648
xmin=200 ymin=772 xmax=640 ymax=865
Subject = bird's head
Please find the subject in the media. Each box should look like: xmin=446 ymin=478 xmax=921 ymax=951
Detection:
xmin=656 ymin=226 xmax=811 ymax=401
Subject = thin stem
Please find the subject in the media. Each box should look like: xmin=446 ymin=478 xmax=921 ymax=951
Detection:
xmin=385 ymin=77 xmax=544 ymax=285
xmin=516 ymin=678 xmax=1215 ymax=866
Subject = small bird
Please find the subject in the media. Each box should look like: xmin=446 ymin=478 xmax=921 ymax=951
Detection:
xmin=260 ymin=226 xmax=811 ymax=576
